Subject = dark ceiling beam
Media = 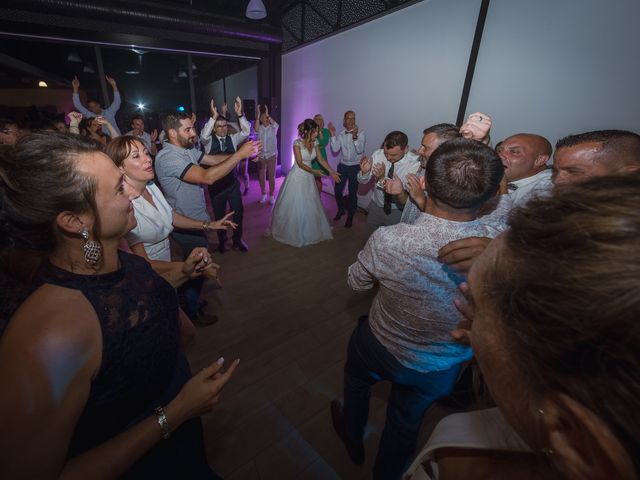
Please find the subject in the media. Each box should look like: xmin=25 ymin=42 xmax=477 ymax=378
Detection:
xmin=0 ymin=52 xmax=69 ymax=87
xmin=281 ymin=23 xmax=302 ymax=45
xmin=302 ymin=1 xmax=334 ymax=28
xmin=0 ymin=21 xmax=268 ymax=61
xmin=4 ymin=0 xmax=282 ymax=44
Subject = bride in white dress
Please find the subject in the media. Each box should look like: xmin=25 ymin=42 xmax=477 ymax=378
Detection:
xmin=270 ymin=118 xmax=342 ymax=247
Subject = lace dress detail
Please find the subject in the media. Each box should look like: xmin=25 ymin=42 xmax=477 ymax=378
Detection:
xmin=36 ymin=251 xmax=217 ymax=479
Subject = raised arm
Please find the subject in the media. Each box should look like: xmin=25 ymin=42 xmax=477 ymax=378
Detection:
xmin=71 ymin=76 xmax=94 ymax=118
xmin=200 ymin=100 xmax=219 ymax=151
xmin=95 ymin=116 xmax=120 ymax=139
xmin=183 ymin=140 xmax=259 ymax=185
xmin=353 ymin=129 xmax=366 ymax=155
xmin=104 ymin=76 xmax=121 ymax=113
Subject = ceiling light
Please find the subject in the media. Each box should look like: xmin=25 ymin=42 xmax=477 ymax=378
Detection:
xmin=177 ymin=70 xmax=188 ymax=78
xmin=246 ymin=0 xmax=267 ymax=20
xmin=137 ymin=103 xmax=145 ymax=110
xmin=83 ymin=65 xmax=95 ymax=74
xmin=125 ymin=70 xmax=140 ymax=75
xmin=67 ymin=52 xmax=82 ymax=63
xmin=38 ymin=81 xmax=48 ymax=88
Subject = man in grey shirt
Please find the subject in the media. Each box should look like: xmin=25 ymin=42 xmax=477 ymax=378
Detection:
xmin=71 ymin=75 xmax=121 ymax=135
xmin=155 ymin=111 xmax=259 ymax=324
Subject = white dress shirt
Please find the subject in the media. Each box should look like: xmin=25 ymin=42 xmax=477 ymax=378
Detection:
xmin=200 ymin=115 xmax=251 ymax=152
xmin=357 ymin=149 xmax=421 ymax=209
xmin=257 ymin=120 xmax=279 ymax=158
xmin=508 ymin=169 xmax=553 ymax=207
xmin=330 ymin=129 xmax=366 ymax=166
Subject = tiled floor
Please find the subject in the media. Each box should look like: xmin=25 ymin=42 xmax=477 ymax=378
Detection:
xmin=185 ymin=178 xmax=454 ymax=479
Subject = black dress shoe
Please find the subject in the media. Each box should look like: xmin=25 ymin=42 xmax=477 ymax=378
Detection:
xmin=217 ymin=242 xmax=226 ymax=254
xmin=232 ymin=240 xmax=249 ymax=252
xmin=344 ymin=216 xmax=353 ymax=228
xmin=330 ymin=400 xmax=364 ymax=465
xmin=334 ymin=210 xmax=346 ymax=221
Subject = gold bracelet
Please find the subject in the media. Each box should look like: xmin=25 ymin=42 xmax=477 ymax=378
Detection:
xmin=154 ymin=406 xmax=171 ymax=440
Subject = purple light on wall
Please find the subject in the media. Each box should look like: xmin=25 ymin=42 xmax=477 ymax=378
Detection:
xmin=281 ymin=73 xmax=325 ymax=174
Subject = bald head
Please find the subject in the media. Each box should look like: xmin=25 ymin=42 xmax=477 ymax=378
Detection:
xmin=553 ymin=130 xmax=640 ymax=185
xmin=498 ymin=133 xmax=552 ymax=182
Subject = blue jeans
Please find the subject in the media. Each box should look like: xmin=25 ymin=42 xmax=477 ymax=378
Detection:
xmin=343 ymin=316 xmax=461 ymax=480
xmin=170 ymin=230 xmax=208 ymax=318
xmin=334 ymin=163 xmax=360 ymax=217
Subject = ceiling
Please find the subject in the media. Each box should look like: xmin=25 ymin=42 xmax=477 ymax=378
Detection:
xmin=0 ymin=0 xmax=419 ymax=112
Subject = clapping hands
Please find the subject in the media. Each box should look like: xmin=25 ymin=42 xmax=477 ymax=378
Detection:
xmin=359 ymin=155 xmax=372 ymax=174
xmin=384 ymin=175 xmax=403 ymax=195
xmin=234 ymin=96 xmax=242 ymax=117
xmin=372 ymin=162 xmax=385 ymax=181
xmin=327 ymin=122 xmax=336 ymax=137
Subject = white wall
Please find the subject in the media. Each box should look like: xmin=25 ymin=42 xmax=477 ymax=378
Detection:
xmin=468 ymin=0 xmax=640 ymax=145
xmin=281 ymin=0 xmax=640 ymax=205
xmin=281 ymin=0 xmax=481 ymax=205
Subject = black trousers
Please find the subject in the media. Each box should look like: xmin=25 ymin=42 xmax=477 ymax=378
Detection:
xmin=210 ymin=179 xmax=243 ymax=245
xmin=334 ymin=163 xmax=360 ymax=217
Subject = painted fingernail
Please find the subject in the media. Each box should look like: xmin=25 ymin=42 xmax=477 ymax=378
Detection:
xmin=217 ymin=357 xmax=225 ymax=364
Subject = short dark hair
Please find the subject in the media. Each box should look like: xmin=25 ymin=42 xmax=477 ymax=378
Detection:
xmin=423 ymin=123 xmax=462 ymax=143
xmin=425 ymin=137 xmax=503 ymax=209
xmin=130 ymin=114 xmax=144 ymax=124
xmin=556 ymin=130 xmax=640 ymax=168
xmin=214 ymin=116 xmax=229 ymax=126
xmin=383 ymin=131 xmax=408 ymax=150
xmin=0 ymin=118 xmax=17 ymax=132
xmin=162 ymin=112 xmax=190 ymax=133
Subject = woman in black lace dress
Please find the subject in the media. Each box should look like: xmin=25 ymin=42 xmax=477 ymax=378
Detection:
xmin=0 ymin=132 xmax=238 ymax=479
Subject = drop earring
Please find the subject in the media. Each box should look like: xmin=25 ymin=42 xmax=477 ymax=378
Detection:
xmin=81 ymin=228 xmax=102 ymax=265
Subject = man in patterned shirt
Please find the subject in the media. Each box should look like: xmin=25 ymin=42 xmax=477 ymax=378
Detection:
xmin=331 ymin=138 xmax=504 ymax=480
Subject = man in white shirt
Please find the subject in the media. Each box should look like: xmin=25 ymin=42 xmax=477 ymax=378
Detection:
xmin=126 ymin=115 xmax=158 ymax=155
xmin=357 ymin=131 xmax=420 ymax=234
xmin=200 ymin=97 xmax=252 ymax=252
xmin=71 ymin=75 xmax=121 ymax=135
xmin=328 ymin=110 xmax=366 ymax=228
xmin=498 ymin=133 xmax=552 ymax=206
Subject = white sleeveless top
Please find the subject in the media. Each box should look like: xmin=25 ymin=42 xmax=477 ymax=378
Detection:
xmin=126 ymin=182 xmax=174 ymax=261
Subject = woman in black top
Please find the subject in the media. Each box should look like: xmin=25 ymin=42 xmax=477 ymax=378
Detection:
xmin=0 ymin=132 xmax=238 ymax=479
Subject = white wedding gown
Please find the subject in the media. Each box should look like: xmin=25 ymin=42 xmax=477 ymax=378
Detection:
xmin=270 ymin=139 xmax=333 ymax=247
